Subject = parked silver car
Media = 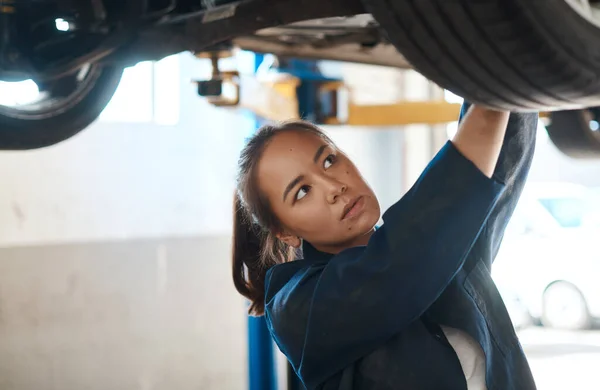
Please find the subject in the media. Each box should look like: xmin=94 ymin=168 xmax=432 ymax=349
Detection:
xmin=493 ymin=182 xmax=600 ymax=330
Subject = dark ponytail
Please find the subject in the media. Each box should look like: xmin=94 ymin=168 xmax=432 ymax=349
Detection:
xmin=232 ymin=192 xmax=269 ymax=316
xmin=232 ymin=120 xmax=334 ymax=316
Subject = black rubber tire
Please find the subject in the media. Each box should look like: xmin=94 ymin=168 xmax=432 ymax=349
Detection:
xmin=362 ymin=0 xmax=600 ymax=111
xmin=0 ymin=65 xmax=123 ymax=150
xmin=546 ymin=107 xmax=600 ymax=158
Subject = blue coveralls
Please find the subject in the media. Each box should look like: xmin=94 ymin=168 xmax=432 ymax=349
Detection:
xmin=264 ymin=102 xmax=539 ymax=390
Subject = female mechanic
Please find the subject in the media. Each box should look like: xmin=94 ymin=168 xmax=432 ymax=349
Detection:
xmin=232 ymin=101 xmax=539 ymax=390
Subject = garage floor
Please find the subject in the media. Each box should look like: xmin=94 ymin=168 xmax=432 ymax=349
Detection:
xmin=520 ymin=327 xmax=600 ymax=389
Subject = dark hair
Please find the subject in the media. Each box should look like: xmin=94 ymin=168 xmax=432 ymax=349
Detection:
xmin=232 ymin=120 xmax=334 ymax=316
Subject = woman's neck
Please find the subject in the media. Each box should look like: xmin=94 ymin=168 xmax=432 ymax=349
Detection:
xmin=312 ymin=228 xmax=375 ymax=255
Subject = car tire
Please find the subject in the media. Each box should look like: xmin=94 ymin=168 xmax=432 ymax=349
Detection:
xmin=541 ymin=281 xmax=592 ymax=330
xmin=546 ymin=107 xmax=600 ymax=158
xmin=0 ymin=65 xmax=124 ymax=150
xmin=362 ymin=0 xmax=600 ymax=111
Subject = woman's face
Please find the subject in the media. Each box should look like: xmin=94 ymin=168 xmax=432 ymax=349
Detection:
xmin=256 ymin=130 xmax=380 ymax=254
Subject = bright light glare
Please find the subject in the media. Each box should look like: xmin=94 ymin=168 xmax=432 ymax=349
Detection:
xmin=55 ymin=18 xmax=70 ymax=32
xmin=444 ymin=90 xmax=463 ymax=104
xmin=0 ymin=80 xmax=40 ymax=106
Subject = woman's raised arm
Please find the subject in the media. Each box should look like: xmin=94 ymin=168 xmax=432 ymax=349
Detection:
xmin=452 ymin=105 xmax=510 ymax=178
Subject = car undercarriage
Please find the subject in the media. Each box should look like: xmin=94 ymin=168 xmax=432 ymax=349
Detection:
xmin=4 ymin=0 xmax=600 ymax=155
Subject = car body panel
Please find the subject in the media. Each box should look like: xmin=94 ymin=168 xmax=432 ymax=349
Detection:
xmin=233 ymin=15 xmax=412 ymax=68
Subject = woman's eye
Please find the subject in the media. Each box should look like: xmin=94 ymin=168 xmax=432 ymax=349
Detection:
xmin=296 ymin=185 xmax=310 ymax=201
xmin=324 ymin=154 xmax=336 ymax=169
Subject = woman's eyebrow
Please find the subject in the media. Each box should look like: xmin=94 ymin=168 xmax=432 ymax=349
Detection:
xmin=283 ymin=175 xmax=305 ymax=202
xmin=313 ymin=144 xmax=328 ymax=163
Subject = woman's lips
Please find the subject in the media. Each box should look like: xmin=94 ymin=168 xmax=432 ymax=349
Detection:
xmin=342 ymin=196 xmax=365 ymax=220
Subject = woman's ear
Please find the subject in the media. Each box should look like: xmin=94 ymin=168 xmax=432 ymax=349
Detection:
xmin=276 ymin=231 xmax=302 ymax=248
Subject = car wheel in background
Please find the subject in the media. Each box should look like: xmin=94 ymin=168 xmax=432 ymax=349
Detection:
xmin=542 ymin=281 xmax=592 ymax=330
xmin=546 ymin=107 xmax=600 ymax=159
xmin=0 ymin=64 xmax=123 ymax=150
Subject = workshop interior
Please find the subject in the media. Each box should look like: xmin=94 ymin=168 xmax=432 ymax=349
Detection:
xmin=2 ymin=0 xmax=600 ymax=389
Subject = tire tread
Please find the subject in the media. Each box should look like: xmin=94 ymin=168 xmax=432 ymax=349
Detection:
xmin=363 ymin=0 xmax=600 ymax=110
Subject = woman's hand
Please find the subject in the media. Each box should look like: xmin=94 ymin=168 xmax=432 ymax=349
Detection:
xmin=451 ymin=105 xmax=510 ymax=178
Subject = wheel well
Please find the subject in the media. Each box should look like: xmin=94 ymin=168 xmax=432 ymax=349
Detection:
xmin=542 ymin=280 xmax=587 ymax=306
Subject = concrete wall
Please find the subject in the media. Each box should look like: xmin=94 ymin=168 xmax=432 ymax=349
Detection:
xmin=0 ymin=236 xmax=245 ymax=390
xmin=0 ymin=54 xmax=253 ymax=390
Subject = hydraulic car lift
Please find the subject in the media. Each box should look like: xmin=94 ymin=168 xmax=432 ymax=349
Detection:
xmin=195 ymin=52 xmax=464 ymax=129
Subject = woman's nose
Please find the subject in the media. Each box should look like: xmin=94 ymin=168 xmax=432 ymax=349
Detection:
xmin=326 ymin=180 xmax=347 ymax=204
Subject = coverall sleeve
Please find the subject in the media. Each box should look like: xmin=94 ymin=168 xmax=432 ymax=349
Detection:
xmin=458 ymin=102 xmax=539 ymax=270
xmin=265 ymin=134 xmax=506 ymax=389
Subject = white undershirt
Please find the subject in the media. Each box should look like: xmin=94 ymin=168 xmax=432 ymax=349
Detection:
xmin=441 ymin=326 xmax=488 ymax=390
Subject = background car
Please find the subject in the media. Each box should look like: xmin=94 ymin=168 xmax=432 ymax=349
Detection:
xmin=493 ymin=182 xmax=600 ymax=330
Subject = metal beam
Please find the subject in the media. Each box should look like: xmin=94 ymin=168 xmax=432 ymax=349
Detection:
xmin=232 ymin=73 xmax=465 ymax=126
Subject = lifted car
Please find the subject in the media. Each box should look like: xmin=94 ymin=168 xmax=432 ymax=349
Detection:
xmin=2 ymin=0 xmax=600 ymax=154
